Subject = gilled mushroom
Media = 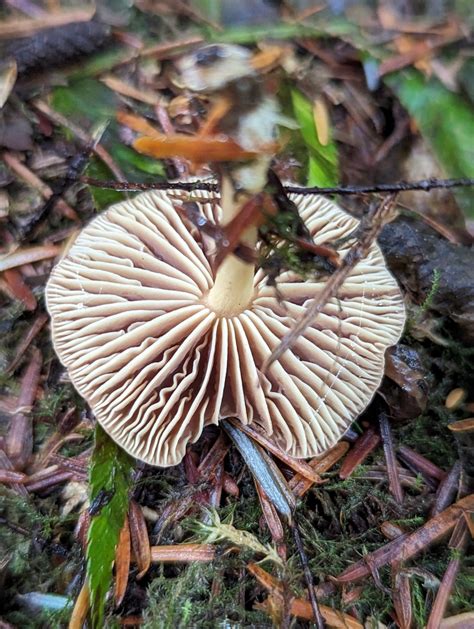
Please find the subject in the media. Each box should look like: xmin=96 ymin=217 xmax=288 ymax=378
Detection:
xmin=46 ymin=187 xmax=405 ymax=466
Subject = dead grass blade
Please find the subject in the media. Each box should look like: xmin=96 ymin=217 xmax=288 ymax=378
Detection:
xmin=0 ymin=469 xmax=26 ymax=483
xmin=398 ymin=445 xmax=446 ymax=482
xmin=150 ymin=543 xmax=215 ymax=563
xmin=0 ymin=450 xmax=28 ymax=496
xmin=7 ymin=312 xmax=48 ymax=373
xmin=392 ymin=565 xmax=412 ymax=629
xmin=255 ymin=481 xmax=285 ymax=559
xmin=197 ymin=433 xmax=230 ymax=478
xmin=115 ymin=517 xmax=131 ymax=607
xmin=2 ymin=151 xmax=77 ymax=220
xmin=430 ymin=461 xmax=461 ymax=517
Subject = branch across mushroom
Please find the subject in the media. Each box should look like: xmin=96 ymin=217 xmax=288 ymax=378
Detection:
xmin=46 ymin=189 xmax=405 ymax=467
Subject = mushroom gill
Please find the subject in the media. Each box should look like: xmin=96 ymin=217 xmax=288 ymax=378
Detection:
xmin=46 ymin=188 xmax=405 ymax=467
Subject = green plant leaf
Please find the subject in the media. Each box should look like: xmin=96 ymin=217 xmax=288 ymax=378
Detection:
xmin=290 ymin=89 xmax=338 ymax=187
xmin=87 ymin=425 xmax=134 ymax=628
xmin=386 ymin=69 xmax=474 ymax=216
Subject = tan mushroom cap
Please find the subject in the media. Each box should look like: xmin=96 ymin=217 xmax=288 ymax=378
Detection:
xmin=46 ymin=189 xmax=405 ymax=467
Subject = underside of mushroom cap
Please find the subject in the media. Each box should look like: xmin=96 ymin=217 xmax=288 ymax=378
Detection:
xmin=46 ymin=189 xmax=405 ymax=467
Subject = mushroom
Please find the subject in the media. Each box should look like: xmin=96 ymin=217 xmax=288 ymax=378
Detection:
xmin=47 ymin=43 xmax=405 ymax=466
xmin=46 ymin=187 xmax=405 ymax=467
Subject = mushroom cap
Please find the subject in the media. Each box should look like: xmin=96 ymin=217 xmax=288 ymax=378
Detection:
xmin=176 ymin=44 xmax=255 ymax=92
xmin=46 ymin=190 xmax=405 ymax=467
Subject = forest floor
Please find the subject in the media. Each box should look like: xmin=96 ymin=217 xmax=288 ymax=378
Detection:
xmin=0 ymin=1 xmax=473 ymax=628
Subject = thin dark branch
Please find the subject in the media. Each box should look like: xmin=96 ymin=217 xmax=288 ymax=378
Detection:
xmin=291 ymin=521 xmax=326 ymax=629
xmin=80 ymin=176 xmax=474 ymax=195
xmin=284 ymin=177 xmax=474 ymax=195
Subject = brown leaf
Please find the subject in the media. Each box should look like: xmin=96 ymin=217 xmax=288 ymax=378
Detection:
xmin=115 ymin=517 xmax=131 ymax=607
xmin=69 ymin=582 xmax=89 ymax=629
xmin=129 ymin=501 xmax=151 ymax=579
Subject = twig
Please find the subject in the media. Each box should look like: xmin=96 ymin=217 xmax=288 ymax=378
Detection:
xmin=291 ymin=521 xmax=326 ymax=629
xmin=266 ymin=194 xmax=398 ymax=367
xmin=79 ymin=176 xmax=474 ymax=195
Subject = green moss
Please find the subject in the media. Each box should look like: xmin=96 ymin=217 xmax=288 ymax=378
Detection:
xmin=142 ymin=563 xmax=269 ymax=629
xmin=0 ymin=489 xmax=80 ymax=627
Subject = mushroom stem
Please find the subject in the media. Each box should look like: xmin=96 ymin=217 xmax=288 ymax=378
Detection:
xmin=206 ymin=175 xmax=259 ymax=316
